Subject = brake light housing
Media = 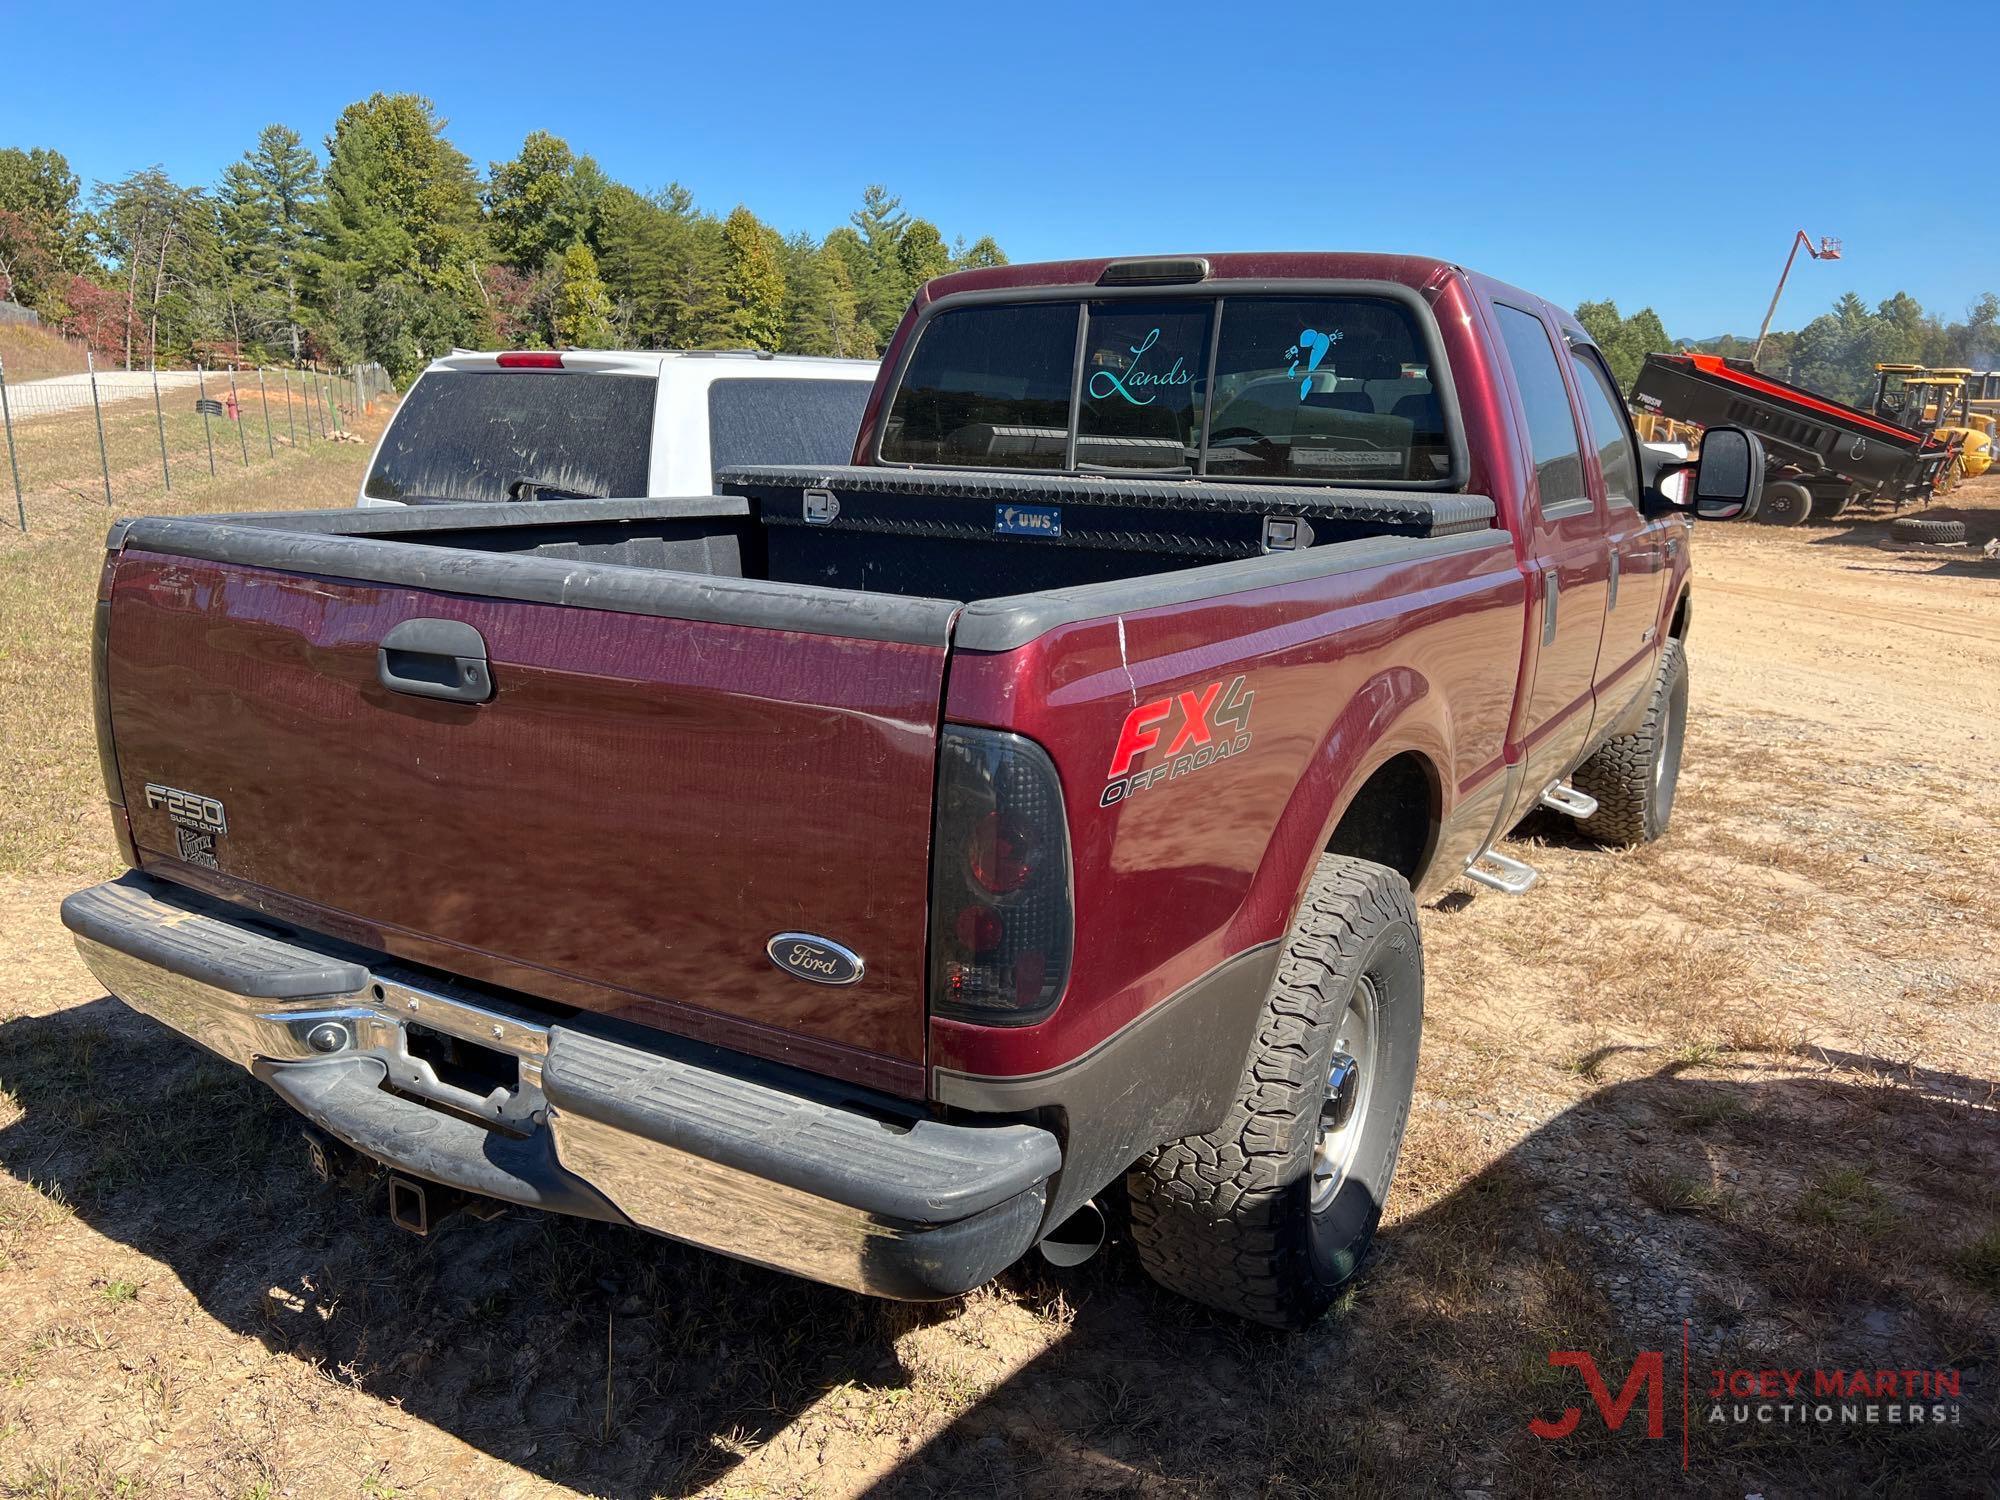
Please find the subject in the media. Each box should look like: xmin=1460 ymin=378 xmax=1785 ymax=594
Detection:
xmin=930 ymin=727 xmax=1072 ymax=1026
xmin=92 ymin=550 xmax=137 ymax=868
xmin=496 ymin=351 xmax=565 ymax=368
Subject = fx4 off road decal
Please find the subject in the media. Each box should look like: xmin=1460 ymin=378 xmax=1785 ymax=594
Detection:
xmin=1100 ymin=675 xmax=1254 ymax=807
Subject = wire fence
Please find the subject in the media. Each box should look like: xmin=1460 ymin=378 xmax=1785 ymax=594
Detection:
xmin=0 ymin=355 xmax=393 ymax=532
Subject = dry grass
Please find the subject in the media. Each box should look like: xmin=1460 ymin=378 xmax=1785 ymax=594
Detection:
xmin=0 ymin=399 xmax=387 ymax=881
xmin=0 ymin=323 xmax=90 ymax=384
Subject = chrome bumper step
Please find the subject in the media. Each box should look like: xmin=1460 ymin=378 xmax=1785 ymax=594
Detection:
xmin=61 ymin=872 xmax=1060 ymax=1299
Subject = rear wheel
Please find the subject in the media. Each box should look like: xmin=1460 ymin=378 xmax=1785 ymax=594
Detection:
xmin=1813 ymin=491 xmax=1852 ymax=521
xmin=1572 ymin=638 xmax=1689 ymax=846
xmin=1758 ymin=480 xmax=1813 ymax=526
xmin=1127 ymin=856 xmax=1422 ymax=1329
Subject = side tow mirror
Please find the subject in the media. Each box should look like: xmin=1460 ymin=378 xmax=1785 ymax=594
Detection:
xmin=1651 ymin=426 xmax=1763 ymax=520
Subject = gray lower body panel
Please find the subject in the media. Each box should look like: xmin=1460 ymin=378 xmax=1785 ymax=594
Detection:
xmin=61 ymin=873 xmax=1058 ymax=1300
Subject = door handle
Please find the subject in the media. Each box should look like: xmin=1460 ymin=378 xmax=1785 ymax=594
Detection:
xmin=1542 ymin=573 xmax=1560 ymax=646
xmin=377 ymin=617 xmax=494 ymax=704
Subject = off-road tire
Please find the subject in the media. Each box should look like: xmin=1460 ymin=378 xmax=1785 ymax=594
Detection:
xmin=1126 ymin=856 xmax=1423 ymax=1329
xmin=1572 ymin=638 xmax=1688 ymax=846
xmin=1758 ymin=480 xmax=1812 ymax=526
xmin=1890 ymin=516 xmax=1965 ymax=544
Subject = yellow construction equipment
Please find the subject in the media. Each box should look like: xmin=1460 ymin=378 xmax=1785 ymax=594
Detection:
xmin=1866 ymin=365 xmax=1989 ymax=486
xmin=1917 ymin=368 xmax=1992 ymax=481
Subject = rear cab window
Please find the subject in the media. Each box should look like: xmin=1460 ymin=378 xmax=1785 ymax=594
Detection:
xmin=879 ymin=291 xmax=1456 ymax=485
xmin=363 ymin=370 xmax=657 ymax=503
xmin=707 ymin=377 xmax=874 ymax=476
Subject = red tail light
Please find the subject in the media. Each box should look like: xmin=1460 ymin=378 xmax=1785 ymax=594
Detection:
xmin=93 ymin=549 xmax=137 ymax=868
xmin=496 ymin=352 xmax=564 ymax=368
xmin=966 ymin=811 xmax=1035 ymax=893
xmin=930 ymin=727 xmax=1072 ymax=1025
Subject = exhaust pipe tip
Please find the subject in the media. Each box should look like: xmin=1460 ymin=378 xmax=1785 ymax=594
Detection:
xmin=1036 ymin=1199 xmax=1106 ymax=1268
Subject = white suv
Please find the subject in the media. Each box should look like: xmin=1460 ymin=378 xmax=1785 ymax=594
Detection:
xmin=357 ymin=349 xmax=878 ymax=506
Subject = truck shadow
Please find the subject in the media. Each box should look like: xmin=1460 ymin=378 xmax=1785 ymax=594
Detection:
xmin=1 ymin=997 xmax=1993 ymax=1496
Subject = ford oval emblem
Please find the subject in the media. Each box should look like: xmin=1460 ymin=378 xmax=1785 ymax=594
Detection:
xmin=766 ymin=932 xmax=865 ymax=986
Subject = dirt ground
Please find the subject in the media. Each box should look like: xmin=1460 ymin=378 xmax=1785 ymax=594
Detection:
xmin=2 ymin=476 xmax=1997 ymax=1497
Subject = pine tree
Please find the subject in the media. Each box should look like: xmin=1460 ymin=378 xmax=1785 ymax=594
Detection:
xmin=778 ymin=232 xmax=862 ymax=356
xmin=597 ymin=182 xmax=727 ymax=347
xmin=552 ymin=241 xmax=613 ymax=347
xmin=311 ymin=93 xmax=486 ymax=377
xmin=950 ymin=235 xmax=1007 ymax=272
xmin=893 ymin=219 xmax=950 ymax=306
xmin=848 ymin=185 xmax=910 ymax=348
xmin=217 ymin=126 xmax=320 ymax=360
xmin=715 ymin=205 xmax=784 ymax=351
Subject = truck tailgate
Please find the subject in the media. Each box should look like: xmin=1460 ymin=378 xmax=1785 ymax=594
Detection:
xmin=102 ymin=543 xmax=953 ymax=1097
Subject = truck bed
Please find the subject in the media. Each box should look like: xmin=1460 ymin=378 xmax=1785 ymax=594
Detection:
xmin=121 ymin=467 xmax=1496 ymax=614
xmin=97 ymin=484 xmax=1505 ymax=1097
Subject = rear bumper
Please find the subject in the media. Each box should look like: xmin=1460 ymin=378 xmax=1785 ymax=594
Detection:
xmin=61 ymin=873 xmax=1060 ymax=1300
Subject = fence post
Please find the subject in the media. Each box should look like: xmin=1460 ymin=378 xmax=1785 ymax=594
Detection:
xmin=151 ymin=360 xmax=171 ymax=492
xmin=301 ymin=367 xmax=317 ymax=444
xmin=257 ymin=366 xmax=274 ymax=456
xmin=0 ymin=356 xmax=23 ymax=532
xmin=320 ymin=375 xmax=335 ymax=438
xmin=196 ymin=365 xmax=217 ymax=476
xmin=284 ymin=369 xmax=299 ymax=447
xmin=228 ymin=367 xmax=250 ymax=467
xmin=87 ymin=349 xmax=114 ymax=505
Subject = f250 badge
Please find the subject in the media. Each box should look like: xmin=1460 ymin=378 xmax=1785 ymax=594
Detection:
xmin=766 ymin=933 xmax=865 ymax=986
xmin=143 ymin=782 xmax=227 ymax=869
xmin=1100 ymin=675 xmax=1254 ymax=808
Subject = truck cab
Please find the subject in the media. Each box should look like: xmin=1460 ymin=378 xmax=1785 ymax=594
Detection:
xmin=356 ymin=348 xmax=878 ymax=506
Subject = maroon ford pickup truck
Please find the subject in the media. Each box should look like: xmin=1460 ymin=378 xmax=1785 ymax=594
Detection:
xmin=62 ymin=253 xmax=1758 ymax=1327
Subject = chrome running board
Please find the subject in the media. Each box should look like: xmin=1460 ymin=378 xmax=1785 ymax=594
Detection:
xmin=1465 ymin=849 xmax=1540 ymax=895
xmin=1539 ymin=782 xmax=1599 ymax=819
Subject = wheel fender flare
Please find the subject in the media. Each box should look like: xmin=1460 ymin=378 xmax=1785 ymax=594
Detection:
xmin=1226 ymin=665 xmax=1446 ymax=954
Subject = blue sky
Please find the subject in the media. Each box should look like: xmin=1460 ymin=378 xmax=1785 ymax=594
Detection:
xmin=3 ymin=1 xmax=1990 ymax=339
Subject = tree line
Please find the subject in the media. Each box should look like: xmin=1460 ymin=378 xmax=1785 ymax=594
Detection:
xmin=9 ymin=111 xmax=1996 ymax=406
xmin=0 ymin=95 xmax=1005 ymax=381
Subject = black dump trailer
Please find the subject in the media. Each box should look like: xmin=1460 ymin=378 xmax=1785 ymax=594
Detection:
xmin=1631 ymin=353 xmax=1958 ymax=525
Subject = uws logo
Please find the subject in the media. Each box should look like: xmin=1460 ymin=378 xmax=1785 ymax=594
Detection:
xmin=994 ymin=504 xmax=1061 ymax=537
xmin=1100 ymin=675 xmax=1254 ymax=807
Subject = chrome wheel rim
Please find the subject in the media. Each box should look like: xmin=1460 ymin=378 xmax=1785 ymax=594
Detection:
xmin=1311 ymin=975 xmax=1378 ymax=1211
